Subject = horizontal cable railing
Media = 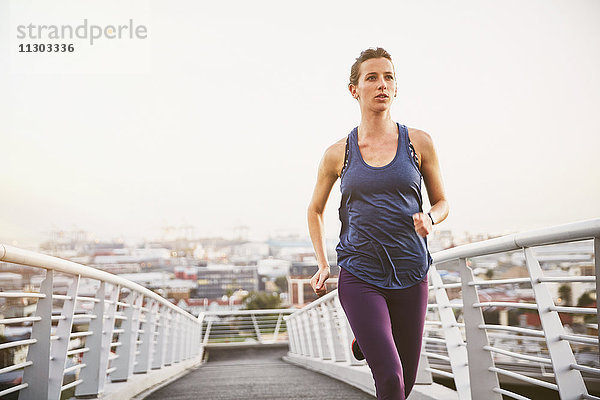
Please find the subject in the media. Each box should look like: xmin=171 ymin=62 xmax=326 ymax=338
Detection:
xmin=287 ymin=219 xmax=599 ymax=400
xmin=424 ymin=218 xmax=599 ymax=400
xmin=199 ymin=309 xmax=294 ymax=347
xmin=0 ymin=244 xmax=203 ymax=400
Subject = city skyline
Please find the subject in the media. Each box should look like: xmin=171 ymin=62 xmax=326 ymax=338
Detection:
xmin=2 ymin=0 xmax=599 ymax=247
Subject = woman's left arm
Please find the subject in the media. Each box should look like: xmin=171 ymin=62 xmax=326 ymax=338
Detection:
xmin=410 ymin=129 xmax=449 ymax=237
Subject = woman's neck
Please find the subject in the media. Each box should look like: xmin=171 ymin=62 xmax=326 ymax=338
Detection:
xmin=358 ymin=111 xmax=396 ymax=139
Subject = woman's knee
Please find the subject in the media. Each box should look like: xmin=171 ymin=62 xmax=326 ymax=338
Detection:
xmin=374 ymin=369 xmax=404 ymax=400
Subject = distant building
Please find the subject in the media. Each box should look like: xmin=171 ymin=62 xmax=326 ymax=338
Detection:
xmin=267 ymin=237 xmax=337 ymax=262
xmin=117 ymin=272 xmax=196 ymax=300
xmin=177 ymin=297 xmax=244 ymax=315
xmin=257 ymin=258 xmax=291 ymax=277
xmin=227 ymin=241 xmax=270 ymax=264
xmin=0 ymin=272 xmax=24 ymax=291
xmin=195 ymin=265 xmax=259 ymax=299
xmin=93 ymin=247 xmax=171 ymax=267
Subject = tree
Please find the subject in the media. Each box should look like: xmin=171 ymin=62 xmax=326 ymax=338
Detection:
xmin=242 ymin=291 xmax=282 ymax=310
xmin=274 ymin=276 xmax=288 ymax=293
xmin=557 ymin=284 xmax=572 ymax=306
xmin=576 ymin=291 xmax=597 ymax=323
xmin=577 ymin=291 xmax=595 ymax=307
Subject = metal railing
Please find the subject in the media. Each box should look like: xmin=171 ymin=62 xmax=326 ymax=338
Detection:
xmin=286 ymin=218 xmax=600 ymax=400
xmin=199 ymin=309 xmax=294 ymax=348
xmin=0 ymin=244 xmax=203 ymax=399
xmin=285 ymin=287 xmax=361 ymax=366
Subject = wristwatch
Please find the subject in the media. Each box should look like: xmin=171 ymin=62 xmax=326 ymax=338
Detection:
xmin=427 ymin=212 xmax=435 ymax=225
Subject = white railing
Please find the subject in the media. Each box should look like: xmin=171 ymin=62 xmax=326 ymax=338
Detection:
xmin=285 ymin=288 xmax=359 ymax=366
xmin=286 ymin=218 xmax=600 ymax=400
xmin=0 ymin=244 xmax=204 ymax=400
xmin=199 ymin=309 xmax=294 ymax=348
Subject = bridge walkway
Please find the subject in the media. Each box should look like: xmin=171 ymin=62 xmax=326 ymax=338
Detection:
xmin=143 ymin=345 xmax=374 ymax=400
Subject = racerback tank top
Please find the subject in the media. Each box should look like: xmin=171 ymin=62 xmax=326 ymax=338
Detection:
xmin=335 ymin=122 xmax=433 ymax=289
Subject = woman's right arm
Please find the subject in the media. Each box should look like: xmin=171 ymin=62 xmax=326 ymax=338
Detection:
xmin=307 ymin=139 xmax=345 ymax=297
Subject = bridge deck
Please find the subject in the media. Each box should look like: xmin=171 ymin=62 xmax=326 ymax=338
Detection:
xmin=144 ymin=345 xmax=373 ymax=399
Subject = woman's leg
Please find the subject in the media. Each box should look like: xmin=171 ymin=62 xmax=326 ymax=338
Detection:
xmin=387 ymin=276 xmax=429 ymax=398
xmin=337 ymin=267 xmax=406 ymax=400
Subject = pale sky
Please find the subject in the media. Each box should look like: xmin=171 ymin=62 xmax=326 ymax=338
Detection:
xmin=1 ymin=0 xmax=599 ymax=247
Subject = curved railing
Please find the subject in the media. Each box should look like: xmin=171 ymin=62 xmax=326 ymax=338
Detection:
xmin=199 ymin=309 xmax=294 ymax=348
xmin=285 ymin=218 xmax=600 ymax=400
xmin=0 ymin=244 xmax=203 ymax=399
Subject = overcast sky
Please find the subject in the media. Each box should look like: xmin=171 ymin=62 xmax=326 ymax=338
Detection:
xmin=1 ymin=0 xmax=599 ymax=247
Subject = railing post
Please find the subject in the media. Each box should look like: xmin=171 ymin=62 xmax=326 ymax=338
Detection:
xmin=310 ymin=307 xmax=324 ymax=359
xmin=295 ymin=315 xmax=308 ymax=356
xmin=48 ymin=274 xmax=80 ymax=398
xmin=164 ymin=310 xmax=175 ymax=366
xmin=334 ymin=295 xmax=362 ymax=365
xmin=292 ymin=316 xmax=304 ymax=355
xmin=300 ymin=311 xmax=315 ymax=357
xmin=76 ymin=282 xmax=108 ymax=397
xmin=195 ymin=318 xmax=201 ymax=358
xmin=284 ymin=316 xmax=295 ymax=353
xmin=190 ymin=320 xmax=196 ymax=358
xmin=197 ymin=313 xmax=205 ymax=359
xmin=202 ymin=318 xmax=212 ymax=348
xmin=152 ymin=305 xmax=166 ymax=369
xmin=111 ymin=292 xmax=143 ymax=381
xmin=524 ymin=247 xmax=588 ymax=399
xmin=194 ymin=322 xmax=200 ymax=357
xmin=251 ymin=313 xmax=263 ymax=343
xmin=430 ymin=264 xmax=472 ymax=399
xmin=20 ymin=269 xmax=53 ymax=400
xmin=456 ymin=259 xmax=501 ymax=400
xmin=178 ymin=316 xmax=185 ymax=361
xmin=184 ymin=318 xmax=191 ymax=360
xmin=286 ymin=316 xmax=298 ymax=354
xmin=97 ymin=284 xmax=119 ymax=393
xmin=190 ymin=319 xmax=196 ymax=358
xmin=320 ymin=300 xmax=339 ymax=361
xmin=173 ymin=313 xmax=181 ymax=363
xmin=416 ymin=346 xmax=433 ymax=384
xmin=184 ymin=317 xmax=191 ymax=360
xmin=134 ymin=299 xmax=157 ymax=373
xmin=595 ymin=237 xmax=599 ymax=348
xmin=273 ymin=312 xmax=283 ymax=342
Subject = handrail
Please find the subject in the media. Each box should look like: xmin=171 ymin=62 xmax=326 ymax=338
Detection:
xmin=286 ymin=218 xmax=599 ymax=400
xmin=0 ymin=243 xmax=205 ymax=400
xmin=199 ymin=309 xmax=292 ymax=347
xmin=433 ymin=218 xmax=600 ymax=264
xmin=0 ymin=244 xmax=196 ymax=321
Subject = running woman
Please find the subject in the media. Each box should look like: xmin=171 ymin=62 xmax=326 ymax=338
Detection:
xmin=307 ymin=47 xmax=449 ymax=400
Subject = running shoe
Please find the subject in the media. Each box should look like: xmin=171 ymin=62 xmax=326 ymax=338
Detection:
xmin=352 ymin=338 xmax=365 ymax=360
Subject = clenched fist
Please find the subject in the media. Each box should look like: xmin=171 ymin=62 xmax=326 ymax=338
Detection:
xmin=310 ymin=267 xmax=330 ymax=297
xmin=412 ymin=212 xmax=433 ymax=237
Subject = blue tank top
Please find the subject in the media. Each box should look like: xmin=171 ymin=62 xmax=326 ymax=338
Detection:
xmin=335 ymin=122 xmax=433 ymax=289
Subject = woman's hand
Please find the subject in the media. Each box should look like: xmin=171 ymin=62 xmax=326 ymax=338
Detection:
xmin=412 ymin=212 xmax=433 ymax=237
xmin=310 ymin=267 xmax=330 ymax=297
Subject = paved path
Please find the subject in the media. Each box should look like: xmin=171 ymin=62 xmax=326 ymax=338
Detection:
xmin=144 ymin=345 xmax=374 ymax=400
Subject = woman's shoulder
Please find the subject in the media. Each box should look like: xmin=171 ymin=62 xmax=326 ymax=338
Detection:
xmin=322 ymin=136 xmax=348 ymax=177
xmin=406 ymin=126 xmax=432 ymax=143
xmin=406 ymin=126 xmax=436 ymax=162
xmin=407 ymin=126 xmax=434 ymax=149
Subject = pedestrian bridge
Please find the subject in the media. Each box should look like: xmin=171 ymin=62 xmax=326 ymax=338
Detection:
xmin=0 ymin=219 xmax=598 ymax=399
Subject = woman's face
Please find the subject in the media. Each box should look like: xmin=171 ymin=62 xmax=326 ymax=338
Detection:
xmin=349 ymin=57 xmax=397 ymax=112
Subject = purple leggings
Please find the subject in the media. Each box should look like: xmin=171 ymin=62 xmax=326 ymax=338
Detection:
xmin=337 ymin=267 xmax=429 ymax=400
